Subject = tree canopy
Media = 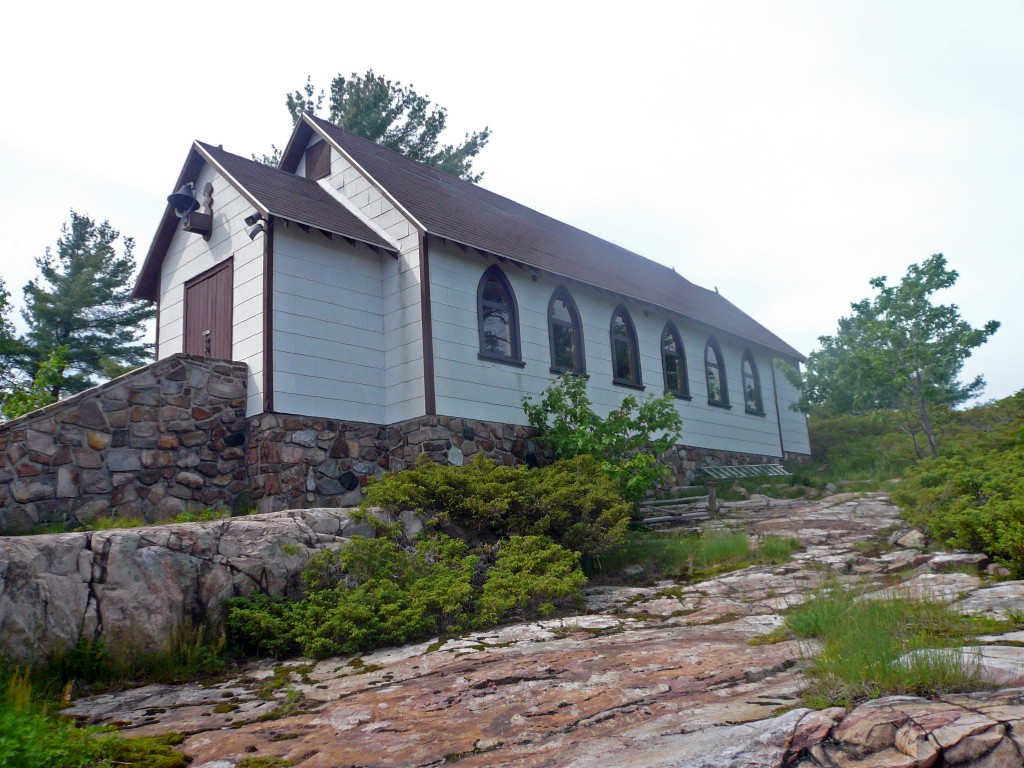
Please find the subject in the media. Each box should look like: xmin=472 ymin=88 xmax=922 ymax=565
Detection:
xmin=20 ymin=211 xmax=154 ymax=399
xmin=0 ymin=278 xmax=27 ymax=401
xmin=260 ymin=70 xmax=491 ymax=183
xmin=796 ymin=254 xmax=999 ymax=457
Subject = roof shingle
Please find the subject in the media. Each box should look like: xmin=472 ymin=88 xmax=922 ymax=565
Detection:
xmin=308 ymin=115 xmax=803 ymax=360
xmin=196 ymin=143 xmax=393 ymax=251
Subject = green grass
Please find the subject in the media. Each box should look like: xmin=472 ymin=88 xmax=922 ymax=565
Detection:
xmin=0 ymin=669 xmax=189 ymax=767
xmin=587 ymin=529 xmax=800 ymax=579
xmin=756 ymin=535 xmax=802 ymax=563
xmin=32 ymin=619 xmax=226 ymax=696
xmin=89 ymin=514 xmax=147 ymax=530
xmin=787 ymin=584 xmax=989 ymax=708
xmin=169 ymin=507 xmax=232 ymax=524
xmin=11 ymin=506 xmax=241 ymax=537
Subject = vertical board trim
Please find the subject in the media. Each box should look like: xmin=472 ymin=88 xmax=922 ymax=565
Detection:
xmin=421 ymin=233 xmax=436 ymax=415
xmin=263 ymin=218 xmax=275 ymax=413
xmin=770 ymin=356 xmax=785 ymax=456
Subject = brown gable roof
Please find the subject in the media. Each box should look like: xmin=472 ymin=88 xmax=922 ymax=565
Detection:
xmin=133 ymin=142 xmax=395 ymax=301
xmin=305 ymin=114 xmax=804 ymax=361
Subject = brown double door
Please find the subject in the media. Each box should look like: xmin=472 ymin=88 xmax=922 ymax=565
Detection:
xmin=183 ymin=259 xmax=233 ymax=359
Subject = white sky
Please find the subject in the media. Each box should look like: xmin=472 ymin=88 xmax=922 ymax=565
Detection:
xmin=0 ymin=1 xmax=1020 ymax=401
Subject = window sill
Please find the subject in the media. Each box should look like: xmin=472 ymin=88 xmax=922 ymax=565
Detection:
xmin=550 ymin=366 xmax=589 ymax=378
xmin=745 ymin=408 xmax=767 ymax=417
xmin=478 ymin=352 xmax=525 ymax=368
xmin=707 ymin=399 xmax=732 ymax=409
xmin=613 ymin=379 xmax=645 ymax=391
xmin=666 ymin=391 xmax=692 ymax=401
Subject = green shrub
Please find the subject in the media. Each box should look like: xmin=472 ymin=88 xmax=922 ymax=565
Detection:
xmin=523 ymin=372 xmax=682 ymax=501
xmin=804 ymin=409 xmax=917 ymax=481
xmin=895 ymin=437 xmax=1024 ymax=574
xmin=476 ymin=536 xmax=586 ymax=625
xmin=226 ymin=534 xmax=586 ymax=660
xmin=363 ymin=454 xmax=631 ymax=557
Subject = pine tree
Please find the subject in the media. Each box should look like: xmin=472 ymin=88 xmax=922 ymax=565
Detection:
xmin=21 ymin=211 xmax=154 ymax=398
xmin=258 ymin=70 xmax=491 ymax=183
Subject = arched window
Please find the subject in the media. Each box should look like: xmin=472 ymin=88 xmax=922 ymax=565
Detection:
xmin=548 ymin=287 xmax=585 ymax=374
xmin=742 ymin=350 xmax=764 ymax=414
xmin=704 ymin=337 xmax=729 ymax=407
xmin=661 ymin=322 xmax=689 ymax=398
xmin=610 ymin=305 xmax=642 ymax=387
xmin=476 ymin=266 xmax=522 ymax=364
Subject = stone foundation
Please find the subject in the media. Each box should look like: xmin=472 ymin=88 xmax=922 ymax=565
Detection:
xmin=246 ymin=413 xmax=542 ymax=513
xmin=247 ymin=411 xmax=786 ymax=512
xmin=0 ymin=354 xmax=806 ymax=532
xmin=0 ymin=355 xmax=248 ymax=533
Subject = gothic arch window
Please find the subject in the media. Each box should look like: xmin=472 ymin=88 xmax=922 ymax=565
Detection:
xmin=548 ymin=287 xmax=586 ymax=374
xmin=742 ymin=350 xmax=765 ymax=415
xmin=661 ymin=322 xmax=689 ymax=398
xmin=610 ymin=305 xmax=642 ymax=388
xmin=704 ymin=337 xmax=730 ymax=407
xmin=476 ymin=265 xmax=522 ymax=365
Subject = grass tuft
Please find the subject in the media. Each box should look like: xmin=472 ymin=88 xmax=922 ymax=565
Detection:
xmin=587 ymin=528 xmax=800 ymax=579
xmin=787 ymin=583 xmax=989 ymax=708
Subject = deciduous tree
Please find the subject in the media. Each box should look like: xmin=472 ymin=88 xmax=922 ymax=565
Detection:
xmin=259 ymin=70 xmax=491 ymax=183
xmin=797 ymin=254 xmax=999 ymax=457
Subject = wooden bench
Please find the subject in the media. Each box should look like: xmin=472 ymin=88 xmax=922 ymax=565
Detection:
xmin=638 ymin=463 xmax=790 ymax=526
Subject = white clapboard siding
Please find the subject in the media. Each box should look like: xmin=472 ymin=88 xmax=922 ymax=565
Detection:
xmin=320 ymin=136 xmax=426 ymax=423
xmin=429 ymin=243 xmax=800 ymax=457
xmin=774 ymin=359 xmax=812 ymax=455
xmin=157 ymin=162 xmax=265 ymax=416
xmin=272 ymin=224 xmax=386 ymax=424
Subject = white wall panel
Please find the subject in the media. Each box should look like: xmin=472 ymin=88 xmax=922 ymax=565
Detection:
xmin=272 ymin=225 xmax=385 ymax=423
xmin=429 ymin=243 xmax=802 ymax=457
xmin=773 ymin=360 xmax=812 ymax=455
xmin=322 ymin=136 xmax=425 ymax=421
xmin=156 ymin=162 xmax=264 ymax=417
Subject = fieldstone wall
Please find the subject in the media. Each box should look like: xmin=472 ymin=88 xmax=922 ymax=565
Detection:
xmin=246 ymin=414 xmax=541 ymax=512
xmin=246 ymin=411 xmax=786 ymax=511
xmin=661 ymin=445 xmax=786 ymax=490
xmin=0 ymin=351 xmax=803 ymax=529
xmin=0 ymin=355 xmax=248 ymax=533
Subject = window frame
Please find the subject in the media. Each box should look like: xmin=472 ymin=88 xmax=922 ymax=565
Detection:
xmin=547 ymin=287 xmax=587 ymax=376
xmin=741 ymin=349 xmax=765 ymax=415
xmin=476 ymin=265 xmax=524 ymax=366
xmin=661 ymin=322 xmax=690 ymax=399
xmin=609 ymin=304 xmax=644 ymax=390
xmin=704 ymin=337 xmax=731 ymax=408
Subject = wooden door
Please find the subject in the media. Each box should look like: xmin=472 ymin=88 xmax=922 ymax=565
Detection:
xmin=184 ymin=259 xmax=233 ymax=359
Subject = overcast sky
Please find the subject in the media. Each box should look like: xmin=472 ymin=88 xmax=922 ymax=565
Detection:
xmin=1 ymin=1 xmax=1020 ymax=401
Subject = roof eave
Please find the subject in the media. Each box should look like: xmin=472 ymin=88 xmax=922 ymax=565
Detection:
xmin=273 ymin=216 xmax=397 ymax=256
xmin=132 ymin=145 xmax=206 ymax=301
xmin=425 ymin=233 xmax=805 ymax=362
xmin=278 ymin=117 xmax=315 ymax=174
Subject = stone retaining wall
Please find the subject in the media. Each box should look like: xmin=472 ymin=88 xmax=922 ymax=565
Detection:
xmin=0 ymin=355 xmax=248 ymax=533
